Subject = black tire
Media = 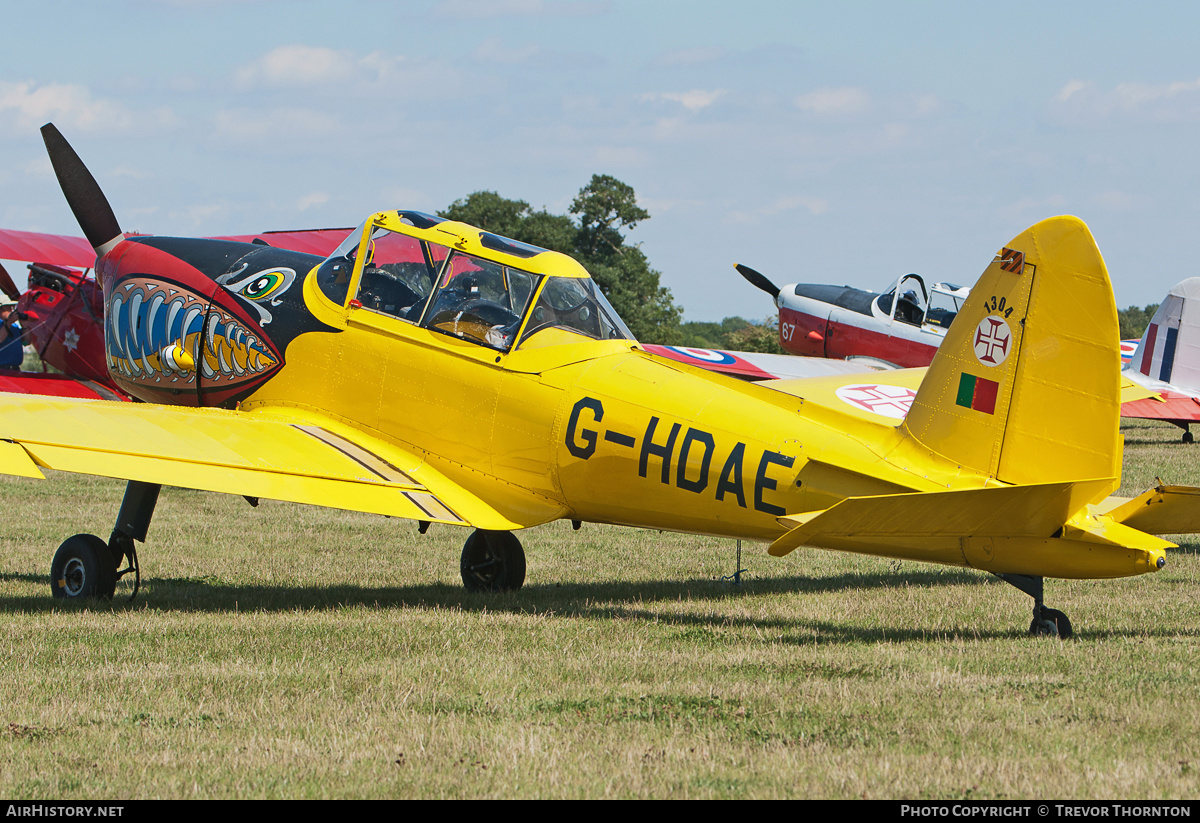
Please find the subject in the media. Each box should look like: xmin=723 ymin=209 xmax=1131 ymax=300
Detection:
xmin=1028 ymin=607 xmax=1073 ymax=639
xmin=50 ymin=534 xmax=117 ymax=601
xmin=1184 ymin=430 xmax=1194 ymax=444
xmin=460 ymin=530 xmax=526 ymax=592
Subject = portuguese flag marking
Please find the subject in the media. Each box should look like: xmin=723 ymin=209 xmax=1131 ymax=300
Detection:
xmin=956 ymin=373 xmax=999 ymax=415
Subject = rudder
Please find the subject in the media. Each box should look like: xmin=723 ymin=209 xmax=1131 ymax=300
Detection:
xmin=901 ymin=216 xmax=1121 ymax=487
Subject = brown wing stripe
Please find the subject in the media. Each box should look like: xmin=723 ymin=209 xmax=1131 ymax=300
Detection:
xmin=404 ymin=491 xmax=464 ymax=524
xmin=294 ymin=425 xmax=419 ymax=485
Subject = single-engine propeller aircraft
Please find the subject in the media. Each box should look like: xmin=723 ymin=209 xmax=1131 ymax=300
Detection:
xmin=737 ymin=262 xmax=1144 ymax=371
xmin=735 ymin=263 xmax=969 ymax=367
xmin=1 ymin=124 xmax=1194 ymax=638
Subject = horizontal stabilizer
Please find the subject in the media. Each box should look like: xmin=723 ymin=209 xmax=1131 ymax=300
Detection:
xmin=770 ymin=479 xmax=1114 ymax=557
xmin=1101 ymin=484 xmax=1200 ymax=535
xmin=1120 ymin=375 xmax=1159 ymax=404
xmin=769 ymin=478 xmax=1168 ymax=579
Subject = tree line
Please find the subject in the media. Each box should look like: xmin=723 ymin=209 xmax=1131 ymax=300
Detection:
xmin=443 ymin=176 xmax=1157 ymax=349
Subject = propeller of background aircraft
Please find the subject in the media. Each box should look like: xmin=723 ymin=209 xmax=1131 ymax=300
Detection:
xmin=0 ymin=262 xmax=21 ymax=301
xmin=734 ymin=263 xmax=780 ymax=299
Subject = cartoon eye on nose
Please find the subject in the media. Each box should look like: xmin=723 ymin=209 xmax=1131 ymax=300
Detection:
xmin=241 ymin=271 xmax=287 ymax=301
xmin=216 ymin=265 xmax=298 ymax=326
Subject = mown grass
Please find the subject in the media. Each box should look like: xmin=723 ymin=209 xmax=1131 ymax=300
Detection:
xmin=0 ymin=420 xmax=1197 ymax=799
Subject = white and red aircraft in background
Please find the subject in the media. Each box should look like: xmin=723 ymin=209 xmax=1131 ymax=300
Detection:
xmin=735 ymin=263 xmax=969 ymax=368
xmin=737 ymin=262 xmax=1142 ymax=371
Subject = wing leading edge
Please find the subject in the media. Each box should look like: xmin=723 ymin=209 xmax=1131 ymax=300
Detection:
xmin=0 ymin=394 xmax=566 ymax=531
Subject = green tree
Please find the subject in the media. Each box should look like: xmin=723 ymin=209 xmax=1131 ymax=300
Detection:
xmin=441 ymin=176 xmax=681 ymax=343
xmin=1118 ymin=304 xmax=1158 ymax=340
xmin=723 ymin=317 xmax=786 ymax=354
xmin=677 ymin=316 xmax=785 ymax=354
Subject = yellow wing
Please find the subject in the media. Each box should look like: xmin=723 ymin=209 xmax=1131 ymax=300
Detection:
xmin=0 ymin=393 xmax=566 ymax=531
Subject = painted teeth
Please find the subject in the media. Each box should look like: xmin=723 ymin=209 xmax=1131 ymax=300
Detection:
xmin=106 ymin=283 xmax=278 ymax=383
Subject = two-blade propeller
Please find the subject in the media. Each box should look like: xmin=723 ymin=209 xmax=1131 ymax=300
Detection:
xmin=734 ymin=263 xmax=781 ymax=300
xmin=0 ymin=263 xmax=21 ymax=302
xmin=40 ymin=123 xmax=123 ymax=255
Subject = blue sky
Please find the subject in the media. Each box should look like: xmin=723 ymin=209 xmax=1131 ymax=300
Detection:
xmin=2 ymin=0 xmax=1199 ymax=322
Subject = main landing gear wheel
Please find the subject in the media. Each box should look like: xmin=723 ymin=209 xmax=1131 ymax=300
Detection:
xmin=1029 ymin=607 xmax=1073 ymax=639
xmin=460 ymin=529 xmax=526 ymax=592
xmin=50 ymin=534 xmax=117 ymax=601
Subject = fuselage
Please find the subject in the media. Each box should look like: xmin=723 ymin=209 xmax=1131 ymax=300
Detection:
xmin=79 ymin=211 xmax=1167 ymax=582
xmin=91 ymin=212 xmax=982 ymax=554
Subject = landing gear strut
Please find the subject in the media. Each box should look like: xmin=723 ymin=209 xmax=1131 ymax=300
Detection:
xmin=49 ymin=481 xmax=160 ymax=602
xmin=995 ymin=573 xmax=1073 ymax=639
xmin=460 ymin=529 xmax=526 ymax=592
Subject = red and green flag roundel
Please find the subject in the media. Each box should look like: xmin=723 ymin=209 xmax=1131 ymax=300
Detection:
xmin=956 ymin=373 xmax=999 ymax=414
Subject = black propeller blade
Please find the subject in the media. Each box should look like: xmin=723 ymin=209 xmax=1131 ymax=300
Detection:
xmin=0 ymin=262 xmax=21 ymax=302
xmin=734 ymin=263 xmax=781 ymax=299
xmin=40 ymin=123 xmax=123 ymax=254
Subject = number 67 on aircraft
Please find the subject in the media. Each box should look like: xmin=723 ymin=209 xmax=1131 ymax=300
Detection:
xmin=0 ymin=123 xmax=1193 ymax=638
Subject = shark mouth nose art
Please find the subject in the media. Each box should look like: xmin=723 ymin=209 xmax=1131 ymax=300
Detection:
xmin=106 ymin=276 xmax=279 ymax=387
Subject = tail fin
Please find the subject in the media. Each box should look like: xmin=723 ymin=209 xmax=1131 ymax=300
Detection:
xmin=1129 ymin=277 xmax=1200 ymax=391
xmin=40 ymin=123 xmax=123 ymax=255
xmin=901 ymin=216 xmax=1121 ymax=487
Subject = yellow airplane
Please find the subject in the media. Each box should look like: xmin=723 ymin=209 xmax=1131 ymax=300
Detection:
xmin=0 ymin=124 xmax=1189 ymax=638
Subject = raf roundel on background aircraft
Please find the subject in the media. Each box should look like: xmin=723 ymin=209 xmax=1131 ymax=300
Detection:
xmin=2 ymin=124 xmax=1198 ymax=638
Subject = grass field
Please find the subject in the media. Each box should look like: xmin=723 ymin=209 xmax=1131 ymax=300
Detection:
xmin=0 ymin=419 xmax=1197 ymax=799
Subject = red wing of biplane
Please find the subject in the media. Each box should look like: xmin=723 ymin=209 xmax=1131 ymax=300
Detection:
xmin=0 ymin=226 xmax=354 ymax=271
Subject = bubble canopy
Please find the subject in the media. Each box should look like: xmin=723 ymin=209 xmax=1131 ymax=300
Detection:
xmin=315 ymin=211 xmax=634 ymax=352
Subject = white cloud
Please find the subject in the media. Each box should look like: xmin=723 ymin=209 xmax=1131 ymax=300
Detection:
xmin=0 ymin=80 xmax=131 ymax=133
xmin=1050 ymin=77 xmax=1200 ymax=124
xmin=234 ymin=45 xmax=357 ymax=88
xmin=794 ymin=87 xmax=870 ymax=117
xmin=296 ymin=192 xmax=329 ymax=211
xmin=234 ymin=45 xmax=409 ymax=90
xmin=640 ymin=90 xmax=724 ymax=113
xmin=1056 ymin=79 xmax=1088 ymax=103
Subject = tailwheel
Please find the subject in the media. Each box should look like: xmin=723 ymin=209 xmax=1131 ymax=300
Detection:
xmin=50 ymin=534 xmax=117 ymax=601
xmin=996 ymin=573 xmax=1075 ymax=639
xmin=460 ymin=529 xmax=526 ymax=592
xmin=1029 ymin=606 xmax=1073 ymax=639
